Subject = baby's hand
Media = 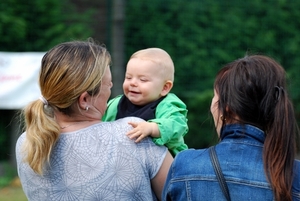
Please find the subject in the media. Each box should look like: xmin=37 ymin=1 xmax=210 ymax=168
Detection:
xmin=127 ymin=122 xmax=157 ymax=143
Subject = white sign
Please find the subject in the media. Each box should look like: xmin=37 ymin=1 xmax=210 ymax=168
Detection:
xmin=0 ymin=52 xmax=45 ymax=109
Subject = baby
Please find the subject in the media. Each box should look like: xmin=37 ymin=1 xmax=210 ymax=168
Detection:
xmin=103 ymin=48 xmax=188 ymax=156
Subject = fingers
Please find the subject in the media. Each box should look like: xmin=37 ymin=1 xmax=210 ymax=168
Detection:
xmin=126 ymin=121 xmax=149 ymax=143
xmin=128 ymin=122 xmax=138 ymax=128
xmin=134 ymin=134 xmax=146 ymax=143
xmin=126 ymin=122 xmax=138 ymax=136
xmin=127 ymin=130 xmax=144 ymax=141
xmin=126 ymin=128 xmax=146 ymax=143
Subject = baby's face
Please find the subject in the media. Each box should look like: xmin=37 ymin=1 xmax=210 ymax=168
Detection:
xmin=123 ymin=58 xmax=166 ymax=106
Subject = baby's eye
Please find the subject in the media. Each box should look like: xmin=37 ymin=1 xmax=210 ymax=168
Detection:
xmin=125 ymin=76 xmax=132 ymax=80
xmin=140 ymin=78 xmax=148 ymax=82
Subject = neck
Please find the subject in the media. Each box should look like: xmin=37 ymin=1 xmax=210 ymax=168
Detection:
xmin=54 ymin=111 xmax=101 ymax=132
xmin=60 ymin=120 xmax=90 ymax=129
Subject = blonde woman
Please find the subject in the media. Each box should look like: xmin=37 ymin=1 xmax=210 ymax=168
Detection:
xmin=16 ymin=40 xmax=173 ymax=201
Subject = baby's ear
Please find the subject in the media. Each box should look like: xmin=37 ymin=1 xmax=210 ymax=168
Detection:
xmin=161 ymin=80 xmax=173 ymax=96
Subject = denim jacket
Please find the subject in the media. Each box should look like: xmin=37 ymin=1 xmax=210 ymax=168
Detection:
xmin=162 ymin=124 xmax=300 ymax=201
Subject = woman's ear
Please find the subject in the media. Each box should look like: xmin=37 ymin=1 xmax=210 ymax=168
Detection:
xmin=78 ymin=92 xmax=91 ymax=110
xmin=161 ymin=80 xmax=173 ymax=96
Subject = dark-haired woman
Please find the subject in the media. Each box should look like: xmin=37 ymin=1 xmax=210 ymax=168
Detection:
xmin=163 ymin=55 xmax=300 ymax=201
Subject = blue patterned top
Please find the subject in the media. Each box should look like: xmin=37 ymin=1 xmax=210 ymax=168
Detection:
xmin=16 ymin=117 xmax=167 ymax=201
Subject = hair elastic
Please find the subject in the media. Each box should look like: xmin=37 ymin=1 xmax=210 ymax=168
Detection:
xmin=274 ymin=86 xmax=284 ymax=101
xmin=39 ymin=96 xmax=49 ymax=106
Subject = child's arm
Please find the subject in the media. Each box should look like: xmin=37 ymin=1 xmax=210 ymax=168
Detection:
xmin=150 ymin=93 xmax=189 ymax=155
xmin=126 ymin=94 xmax=188 ymax=152
xmin=126 ymin=121 xmax=160 ymax=142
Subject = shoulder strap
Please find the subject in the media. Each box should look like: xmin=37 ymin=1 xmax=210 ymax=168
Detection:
xmin=209 ymin=146 xmax=231 ymax=201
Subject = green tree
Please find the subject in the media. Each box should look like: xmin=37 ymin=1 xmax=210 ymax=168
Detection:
xmin=0 ymin=0 xmax=94 ymax=51
xmin=125 ymin=0 xmax=300 ymax=148
xmin=0 ymin=0 xmax=95 ymax=161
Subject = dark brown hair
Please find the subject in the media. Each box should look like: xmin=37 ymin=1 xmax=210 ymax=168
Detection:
xmin=214 ymin=55 xmax=298 ymax=201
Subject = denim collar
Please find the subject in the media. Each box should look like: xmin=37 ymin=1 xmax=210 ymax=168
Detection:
xmin=220 ymin=124 xmax=265 ymax=144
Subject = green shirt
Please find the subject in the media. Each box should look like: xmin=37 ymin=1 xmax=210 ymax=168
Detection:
xmin=102 ymin=93 xmax=189 ymax=156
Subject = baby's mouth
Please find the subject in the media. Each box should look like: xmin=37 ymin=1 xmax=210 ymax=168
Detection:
xmin=129 ymin=90 xmax=139 ymax=94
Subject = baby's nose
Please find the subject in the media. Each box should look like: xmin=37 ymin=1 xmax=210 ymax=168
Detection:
xmin=130 ymin=79 xmax=137 ymax=86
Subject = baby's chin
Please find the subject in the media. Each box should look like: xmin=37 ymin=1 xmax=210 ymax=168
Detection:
xmin=127 ymin=97 xmax=148 ymax=106
xmin=129 ymin=99 xmax=145 ymax=106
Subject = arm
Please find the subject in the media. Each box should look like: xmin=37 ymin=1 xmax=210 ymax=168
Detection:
xmin=127 ymin=94 xmax=188 ymax=146
xmin=126 ymin=121 xmax=160 ymax=142
xmin=151 ymin=94 xmax=188 ymax=145
xmin=151 ymin=151 xmax=173 ymax=201
xmin=151 ymin=94 xmax=188 ymax=156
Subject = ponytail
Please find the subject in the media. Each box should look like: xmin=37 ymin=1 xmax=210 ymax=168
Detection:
xmin=21 ymin=40 xmax=111 ymax=175
xmin=22 ymin=100 xmax=60 ymax=175
xmin=215 ymin=55 xmax=299 ymax=201
xmin=264 ymin=89 xmax=297 ymax=201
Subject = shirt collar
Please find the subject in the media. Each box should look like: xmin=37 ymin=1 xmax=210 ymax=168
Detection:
xmin=220 ymin=124 xmax=265 ymax=143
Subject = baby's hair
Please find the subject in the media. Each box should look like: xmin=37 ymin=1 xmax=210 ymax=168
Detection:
xmin=130 ymin=48 xmax=174 ymax=82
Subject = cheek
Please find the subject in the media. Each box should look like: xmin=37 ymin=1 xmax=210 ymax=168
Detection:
xmin=210 ymin=98 xmax=217 ymax=115
xmin=210 ymin=97 xmax=219 ymax=124
xmin=123 ymin=81 xmax=128 ymax=91
xmin=140 ymin=84 xmax=151 ymax=93
xmin=210 ymin=102 xmax=214 ymax=114
xmin=107 ymin=88 xmax=111 ymax=98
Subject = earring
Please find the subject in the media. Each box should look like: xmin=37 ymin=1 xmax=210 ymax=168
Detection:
xmin=85 ymin=106 xmax=89 ymax=111
xmin=220 ymin=115 xmax=226 ymax=121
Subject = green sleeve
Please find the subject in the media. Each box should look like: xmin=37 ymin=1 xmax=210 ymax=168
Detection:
xmin=149 ymin=93 xmax=189 ymax=156
xmin=102 ymin=95 xmax=123 ymax=121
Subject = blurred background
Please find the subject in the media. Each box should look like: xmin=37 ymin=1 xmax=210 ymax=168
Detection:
xmin=1 ymin=0 xmax=300 ymax=199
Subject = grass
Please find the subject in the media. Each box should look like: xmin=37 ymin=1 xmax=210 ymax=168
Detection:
xmin=0 ymin=161 xmax=27 ymax=201
xmin=0 ymin=181 xmax=27 ymax=201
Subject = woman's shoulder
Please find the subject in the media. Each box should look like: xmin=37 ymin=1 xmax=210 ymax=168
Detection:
xmin=93 ymin=117 xmax=158 ymax=146
xmin=293 ymin=159 xmax=300 ymax=190
xmin=16 ymin=132 xmax=26 ymax=148
xmin=116 ymin=116 xmax=145 ymax=123
xmin=173 ymin=148 xmax=209 ymax=167
xmin=91 ymin=117 xmax=145 ymax=131
xmin=104 ymin=117 xmax=145 ymax=130
xmin=169 ymin=148 xmax=211 ymax=177
xmin=175 ymin=148 xmax=208 ymax=161
xmin=15 ymin=132 xmax=27 ymax=163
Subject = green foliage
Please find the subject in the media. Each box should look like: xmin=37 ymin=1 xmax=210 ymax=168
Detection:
xmin=0 ymin=0 xmax=94 ymax=51
xmin=185 ymin=90 xmax=218 ymax=149
xmin=1 ymin=0 xmax=299 ymax=150
xmin=0 ymin=162 xmax=17 ymax=188
xmin=0 ymin=0 xmax=96 ymax=161
xmin=125 ymin=0 xmax=300 ymax=148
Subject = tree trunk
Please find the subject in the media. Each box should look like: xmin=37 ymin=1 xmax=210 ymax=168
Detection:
xmin=111 ymin=0 xmax=125 ymax=97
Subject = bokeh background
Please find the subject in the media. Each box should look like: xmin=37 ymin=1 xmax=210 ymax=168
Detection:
xmin=1 ymin=0 xmax=300 ymax=199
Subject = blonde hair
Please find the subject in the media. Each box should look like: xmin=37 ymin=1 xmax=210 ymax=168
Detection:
xmin=22 ymin=39 xmax=111 ymax=174
xmin=130 ymin=48 xmax=174 ymax=81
